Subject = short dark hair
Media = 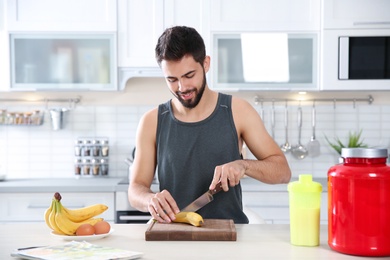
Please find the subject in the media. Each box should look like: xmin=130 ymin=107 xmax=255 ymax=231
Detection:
xmin=155 ymin=26 xmax=206 ymax=66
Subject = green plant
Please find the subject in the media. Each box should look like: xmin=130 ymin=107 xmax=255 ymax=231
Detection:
xmin=325 ymin=129 xmax=368 ymax=155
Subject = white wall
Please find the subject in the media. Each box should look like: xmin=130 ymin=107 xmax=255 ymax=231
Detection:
xmin=1 ymin=78 xmax=390 ymax=180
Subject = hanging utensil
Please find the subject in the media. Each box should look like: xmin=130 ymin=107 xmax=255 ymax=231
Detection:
xmin=280 ymin=101 xmax=291 ymax=153
xmin=292 ymin=104 xmax=308 ymax=160
xmin=307 ymin=102 xmax=321 ymax=157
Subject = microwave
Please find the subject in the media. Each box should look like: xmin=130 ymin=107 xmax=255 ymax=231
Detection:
xmin=322 ymin=29 xmax=390 ymax=91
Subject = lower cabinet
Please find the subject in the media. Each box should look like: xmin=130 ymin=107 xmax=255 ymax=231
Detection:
xmin=242 ymin=191 xmax=328 ymax=224
xmin=0 ymin=192 xmax=115 ymax=222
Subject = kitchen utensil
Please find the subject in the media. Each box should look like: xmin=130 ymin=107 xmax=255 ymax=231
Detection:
xmin=145 ymin=219 xmax=236 ymax=241
xmin=292 ymin=106 xmax=308 ymax=160
xmin=49 ymin=108 xmax=68 ymax=130
xmin=328 ymin=148 xmax=390 ymax=256
xmin=181 ymin=182 xmax=223 ymax=212
xmin=280 ymin=102 xmax=291 ymax=153
xmin=307 ymin=102 xmax=321 ymax=157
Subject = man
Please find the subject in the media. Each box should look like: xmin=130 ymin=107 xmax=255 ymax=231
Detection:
xmin=128 ymin=26 xmax=291 ymax=224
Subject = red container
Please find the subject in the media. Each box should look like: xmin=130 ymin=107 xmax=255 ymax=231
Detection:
xmin=328 ymin=148 xmax=390 ymax=256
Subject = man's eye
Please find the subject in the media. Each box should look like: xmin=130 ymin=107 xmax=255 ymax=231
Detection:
xmin=167 ymin=78 xmax=177 ymax=83
xmin=186 ymin=73 xmax=195 ymax=79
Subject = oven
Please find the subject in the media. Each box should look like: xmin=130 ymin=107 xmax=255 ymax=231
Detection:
xmin=115 ymin=178 xmax=159 ymax=223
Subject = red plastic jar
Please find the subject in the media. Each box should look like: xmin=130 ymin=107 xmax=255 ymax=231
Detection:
xmin=328 ymin=148 xmax=390 ymax=256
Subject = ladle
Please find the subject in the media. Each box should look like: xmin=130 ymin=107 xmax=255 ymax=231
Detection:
xmin=280 ymin=102 xmax=291 ymax=153
xmin=307 ymin=102 xmax=321 ymax=157
xmin=292 ymin=105 xmax=308 ymax=160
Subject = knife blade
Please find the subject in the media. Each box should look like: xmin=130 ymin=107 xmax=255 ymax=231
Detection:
xmin=180 ymin=182 xmax=223 ymax=212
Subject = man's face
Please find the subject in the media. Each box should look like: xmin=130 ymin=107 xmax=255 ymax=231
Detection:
xmin=161 ymin=55 xmax=209 ymax=109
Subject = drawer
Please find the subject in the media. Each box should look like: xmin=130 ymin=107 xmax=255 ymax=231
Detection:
xmin=0 ymin=192 xmax=115 ymax=222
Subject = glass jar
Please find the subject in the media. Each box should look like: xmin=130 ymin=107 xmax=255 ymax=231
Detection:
xmin=6 ymin=112 xmax=15 ymax=125
xmin=23 ymin=112 xmax=32 ymax=125
xmin=92 ymin=140 xmax=101 ymax=157
xmin=101 ymin=139 xmax=109 ymax=157
xmin=74 ymin=158 xmax=82 ymax=176
xmin=100 ymin=159 xmax=109 ymax=176
xmin=82 ymin=139 xmax=92 ymax=156
xmin=82 ymin=158 xmax=91 ymax=175
xmin=74 ymin=140 xmax=83 ymax=156
xmin=91 ymin=158 xmax=100 ymax=176
xmin=31 ymin=110 xmax=42 ymax=125
xmin=0 ymin=109 xmax=6 ymax=124
xmin=328 ymin=148 xmax=390 ymax=257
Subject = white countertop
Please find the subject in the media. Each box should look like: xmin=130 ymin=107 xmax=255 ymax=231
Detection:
xmin=0 ymin=177 xmax=328 ymax=193
xmin=0 ymin=223 xmax=364 ymax=260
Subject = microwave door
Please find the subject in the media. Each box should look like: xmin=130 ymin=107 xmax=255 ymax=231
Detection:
xmin=339 ymin=37 xmax=350 ymax=80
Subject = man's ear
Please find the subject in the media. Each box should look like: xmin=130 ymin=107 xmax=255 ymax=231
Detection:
xmin=203 ymin=55 xmax=211 ymax=73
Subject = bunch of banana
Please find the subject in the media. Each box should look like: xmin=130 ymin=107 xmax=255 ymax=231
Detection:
xmin=173 ymin=211 xmax=204 ymax=227
xmin=44 ymin=192 xmax=108 ymax=235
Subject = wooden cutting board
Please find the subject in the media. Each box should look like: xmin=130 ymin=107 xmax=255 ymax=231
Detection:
xmin=145 ymin=219 xmax=236 ymax=241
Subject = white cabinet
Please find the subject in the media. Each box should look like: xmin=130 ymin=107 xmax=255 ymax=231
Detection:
xmin=323 ymin=0 xmax=390 ymax=29
xmin=5 ymin=0 xmax=117 ymax=32
xmin=0 ymin=192 xmax=115 ymax=222
xmin=210 ymin=0 xmax=320 ymax=32
xmin=118 ymin=0 xmax=208 ymax=68
xmin=243 ymin=191 xmax=328 ymax=225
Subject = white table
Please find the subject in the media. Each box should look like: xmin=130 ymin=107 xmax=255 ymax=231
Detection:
xmin=0 ymin=223 xmax=368 ymax=259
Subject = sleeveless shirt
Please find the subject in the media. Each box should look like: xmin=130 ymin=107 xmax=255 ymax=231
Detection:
xmin=156 ymin=93 xmax=249 ymax=223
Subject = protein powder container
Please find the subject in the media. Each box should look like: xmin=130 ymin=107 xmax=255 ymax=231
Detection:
xmin=327 ymin=148 xmax=390 ymax=256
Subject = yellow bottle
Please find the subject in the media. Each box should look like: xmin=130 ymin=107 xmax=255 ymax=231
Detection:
xmin=287 ymin=174 xmax=322 ymax=246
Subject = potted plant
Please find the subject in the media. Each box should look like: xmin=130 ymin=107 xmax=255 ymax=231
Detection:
xmin=325 ymin=129 xmax=368 ymax=155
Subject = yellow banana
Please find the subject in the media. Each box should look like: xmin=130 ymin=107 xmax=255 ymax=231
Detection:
xmin=55 ymin=202 xmax=103 ymax=235
xmin=49 ymin=200 xmax=66 ymax=235
xmin=61 ymin=203 xmax=108 ymax=222
xmin=44 ymin=199 xmax=54 ymax=230
xmin=173 ymin=212 xmax=204 ymax=227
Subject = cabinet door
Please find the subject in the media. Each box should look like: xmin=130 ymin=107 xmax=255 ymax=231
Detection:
xmin=118 ymin=0 xmax=208 ymax=68
xmin=210 ymin=0 xmax=320 ymax=32
xmin=0 ymin=192 xmax=115 ymax=222
xmin=323 ymin=0 xmax=390 ymax=29
xmin=0 ymin=31 xmax=10 ymax=91
xmin=6 ymin=0 xmax=117 ymax=32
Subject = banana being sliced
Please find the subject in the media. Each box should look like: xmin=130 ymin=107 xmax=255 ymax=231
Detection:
xmin=173 ymin=212 xmax=204 ymax=227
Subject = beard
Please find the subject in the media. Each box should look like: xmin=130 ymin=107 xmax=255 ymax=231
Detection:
xmin=175 ymin=73 xmax=207 ymax=109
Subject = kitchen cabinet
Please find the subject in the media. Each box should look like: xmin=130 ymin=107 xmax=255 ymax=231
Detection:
xmin=210 ymin=0 xmax=320 ymax=32
xmin=8 ymin=33 xmax=117 ymax=91
xmin=210 ymin=32 xmax=319 ymax=91
xmin=242 ymin=191 xmax=328 ymax=224
xmin=117 ymin=0 xmax=209 ymax=89
xmin=5 ymin=0 xmax=117 ymax=32
xmin=323 ymin=0 xmax=390 ymax=29
xmin=0 ymin=192 xmax=115 ymax=222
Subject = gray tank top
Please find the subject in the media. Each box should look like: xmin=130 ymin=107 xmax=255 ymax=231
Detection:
xmin=156 ymin=93 xmax=249 ymax=223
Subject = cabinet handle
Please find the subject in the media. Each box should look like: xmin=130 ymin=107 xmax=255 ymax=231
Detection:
xmin=27 ymin=205 xmax=49 ymax=209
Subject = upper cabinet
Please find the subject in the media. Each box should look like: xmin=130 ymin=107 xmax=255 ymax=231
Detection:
xmin=323 ymin=0 xmax=390 ymax=29
xmin=117 ymin=0 xmax=209 ymax=90
xmin=210 ymin=0 xmax=320 ymax=32
xmin=5 ymin=0 xmax=117 ymax=32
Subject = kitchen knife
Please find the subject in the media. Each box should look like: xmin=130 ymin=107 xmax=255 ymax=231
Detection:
xmin=180 ymin=182 xmax=223 ymax=212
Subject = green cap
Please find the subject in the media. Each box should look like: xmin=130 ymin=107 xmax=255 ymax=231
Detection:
xmin=287 ymin=174 xmax=322 ymax=192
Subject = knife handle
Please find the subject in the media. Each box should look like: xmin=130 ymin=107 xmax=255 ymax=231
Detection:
xmin=210 ymin=182 xmax=223 ymax=195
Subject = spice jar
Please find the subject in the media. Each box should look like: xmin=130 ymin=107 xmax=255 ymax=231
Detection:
xmin=328 ymin=148 xmax=390 ymax=257
xmin=92 ymin=140 xmax=101 ymax=157
xmin=91 ymin=159 xmax=100 ymax=176
xmin=100 ymin=159 xmax=109 ymax=176
xmin=23 ymin=112 xmax=32 ymax=125
xmin=82 ymin=139 xmax=92 ymax=156
xmin=6 ymin=112 xmax=15 ymax=125
xmin=101 ymin=140 xmax=109 ymax=157
xmin=74 ymin=140 xmax=83 ymax=156
xmin=0 ymin=109 xmax=6 ymax=124
xmin=74 ymin=158 xmax=82 ymax=176
xmin=82 ymin=159 xmax=91 ymax=175
xmin=31 ymin=110 xmax=42 ymax=125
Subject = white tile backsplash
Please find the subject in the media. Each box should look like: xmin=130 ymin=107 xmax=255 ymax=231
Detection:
xmin=1 ymin=102 xmax=389 ymax=180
